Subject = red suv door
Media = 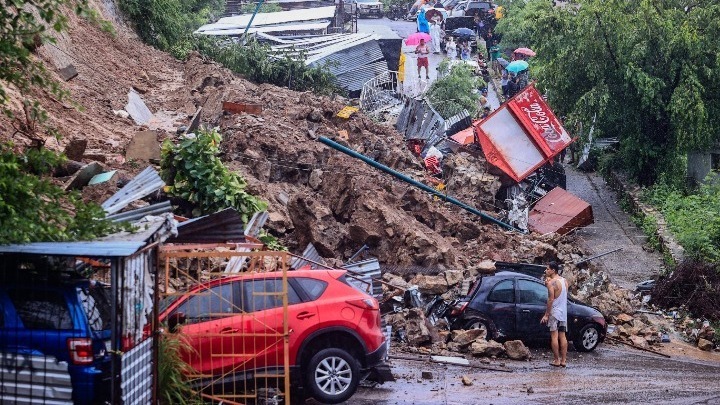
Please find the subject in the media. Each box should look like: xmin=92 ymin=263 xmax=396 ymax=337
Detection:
xmin=239 ymin=277 xmax=316 ymax=372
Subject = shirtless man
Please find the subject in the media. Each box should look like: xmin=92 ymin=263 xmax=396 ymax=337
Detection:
xmin=541 ymin=261 xmax=568 ymax=367
xmin=415 ymin=38 xmax=430 ymax=79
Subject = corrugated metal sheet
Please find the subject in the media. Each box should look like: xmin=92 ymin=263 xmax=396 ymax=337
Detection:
xmin=106 ymin=200 xmax=173 ymax=223
xmin=342 ymin=258 xmax=382 ymax=297
xmin=196 ymin=6 xmax=336 ymax=32
xmin=101 ymin=167 xmax=165 ymax=215
xmin=290 ymin=243 xmax=326 ymax=269
xmin=169 ymin=208 xmax=246 ymax=243
xmin=528 ymin=187 xmax=594 ymax=235
xmin=0 ymin=353 xmax=73 ymax=404
xmin=308 ymin=36 xmax=383 ymax=75
xmin=336 ymin=61 xmax=389 ymax=92
xmin=0 ymin=241 xmax=145 ymax=257
xmin=121 ymin=337 xmax=153 ymax=405
xmin=198 ymin=21 xmax=330 ymax=36
xmin=397 ymin=99 xmax=447 ymax=141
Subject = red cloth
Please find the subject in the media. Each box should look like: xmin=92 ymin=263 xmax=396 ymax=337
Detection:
xmin=417 ymin=57 xmax=429 ymax=68
xmin=424 ymin=155 xmax=441 ymax=174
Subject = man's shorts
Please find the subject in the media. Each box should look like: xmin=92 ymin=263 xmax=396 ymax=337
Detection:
xmin=417 ymin=57 xmax=429 ymax=68
xmin=548 ymin=316 xmax=567 ymax=332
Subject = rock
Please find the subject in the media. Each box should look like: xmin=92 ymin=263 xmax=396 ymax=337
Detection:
xmin=461 ymin=375 xmax=473 ymax=386
xmin=410 ymin=274 xmax=448 ymax=295
xmin=615 ymin=313 xmax=634 ymax=325
xmin=421 ymin=371 xmax=433 ymax=379
xmin=503 ymin=340 xmax=531 ymax=360
xmin=406 ymin=309 xmax=431 ymax=345
xmin=527 ymin=387 xmax=534 ymax=394
xmin=63 ymin=138 xmax=87 ymax=161
xmin=470 ymin=339 xmax=505 ymax=357
xmin=629 ymin=335 xmax=649 ymax=349
xmin=444 ymin=270 xmax=464 ymax=287
xmin=477 ymin=260 xmax=496 ymax=273
xmin=698 ymin=338 xmax=713 ymax=351
xmin=698 ymin=326 xmax=715 ymax=341
xmin=616 ymin=325 xmax=629 ymax=337
xmin=308 ymin=169 xmax=323 ymax=190
xmin=451 ymin=329 xmax=486 ymax=347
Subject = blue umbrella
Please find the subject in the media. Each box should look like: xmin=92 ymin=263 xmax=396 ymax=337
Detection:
xmin=496 ymin=57 xmax=509 ymax=67
xmin=452 ymin=27 xmax=475 ymax=39
xmin=506 ymin=60 xmax=529 ymax=73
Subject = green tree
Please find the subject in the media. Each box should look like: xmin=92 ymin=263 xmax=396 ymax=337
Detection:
xmin=495 ymin=0 xmax=720 ymax=185
xmin=118 ymin=0 xmax=225 ymax=59
xmin=426 ymin=62 xmax=485 ymax=119
xmin=240 ymin=2 xmax=282 ymax=13
xmin=0 ymin=1 xmax=125 ymax=244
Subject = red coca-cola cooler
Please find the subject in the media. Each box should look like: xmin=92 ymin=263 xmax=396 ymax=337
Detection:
xmin=474 ymin=84 xmax=573 ymax=182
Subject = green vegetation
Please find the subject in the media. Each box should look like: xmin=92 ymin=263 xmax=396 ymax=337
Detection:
xmin=426 ymin=62 xmax=485 ymax=119
xmin=158 ymin=332 xmax=201 ymax=405
xmin=495 ymin=0 xmax=720 ymax=186
xmin=0 ymin=1 xmax=126 ymax=244
xmin=0 ymin=146 xmax=127 ymax=243
xmin=240 ymin=2 xmax=282 ymax=13
xmin=195 ymin=37 xmax=340 ymax=95
xmin=118 ymin=0 xmax=224 ymax=59
xmin=644 ymin=182 xmax=720 ymax=263
xmin=160 ymin=128 xmax=267 ymax=220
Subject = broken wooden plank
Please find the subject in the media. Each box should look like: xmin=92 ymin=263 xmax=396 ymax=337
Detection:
xmin=186 ymin=107 xmax=202 ymax=134
xmin=125 ymin=130 xmax=161 ymax=162
xmin=222 ymin=101 xmax=263 ymax=115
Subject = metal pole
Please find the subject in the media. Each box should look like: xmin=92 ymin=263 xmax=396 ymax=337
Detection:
xmin=574 ymin=247 xmax=623 ymax=265
xmin=241 ymin=0 xmax=265 ymax=41
xmin=318 ymin=136 xmax=523 ymax=232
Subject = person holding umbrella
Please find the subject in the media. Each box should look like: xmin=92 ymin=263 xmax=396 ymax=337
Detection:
xmin=415 ymin=38 xmax=431 ymax=80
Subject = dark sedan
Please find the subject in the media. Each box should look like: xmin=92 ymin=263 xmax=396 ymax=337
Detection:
xmin=451 ymin=271 xmax=607 ymax=351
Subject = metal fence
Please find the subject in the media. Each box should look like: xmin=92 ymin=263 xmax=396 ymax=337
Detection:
xmin=158 ymin=245 xmax=291 ymax=405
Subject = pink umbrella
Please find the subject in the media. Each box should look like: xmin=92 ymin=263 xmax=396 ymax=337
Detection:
xmin=405 ymin=32 xmax=432 ymax=46
xmin=514 ymin=47 xmax=537 ymax=57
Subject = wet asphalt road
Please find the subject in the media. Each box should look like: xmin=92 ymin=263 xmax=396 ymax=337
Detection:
xmin=348 ymin=346 xmax=720 ymax=404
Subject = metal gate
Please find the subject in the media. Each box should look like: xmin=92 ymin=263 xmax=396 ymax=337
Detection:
xmin=158 ymin=245 xmax=291 ymax=404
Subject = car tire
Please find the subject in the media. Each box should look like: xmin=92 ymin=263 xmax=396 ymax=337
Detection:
xmin=305 ymin=348 xmax=360 ymax=404
xmin=464 ymin=318 xmax=493 ymax=340
xmin=575 ymin=324 xmax=601 ymax=352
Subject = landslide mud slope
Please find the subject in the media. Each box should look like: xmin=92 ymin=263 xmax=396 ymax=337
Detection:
xmin=0 ymin=1 xmax=591 ymax=274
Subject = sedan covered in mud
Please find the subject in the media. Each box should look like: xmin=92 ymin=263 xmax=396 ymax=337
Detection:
xmin=452 ymin=271 xmax=607 ymax=351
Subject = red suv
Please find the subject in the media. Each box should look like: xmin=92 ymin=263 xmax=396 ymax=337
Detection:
xmin=159 ymin=269 xmax=392 ymax=403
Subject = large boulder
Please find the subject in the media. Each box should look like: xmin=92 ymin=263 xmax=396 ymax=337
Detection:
xmin=630 ymin=335 xmax=649 ymax=349
xmin=470 ymin=339 xmax=505 ymax=357
xmin=698 ymin=338 xmax=714 ymax=351
xmin=503 ymin=340 xmax=531 ymax=360
xmin=405 ymin=308 xmax=431 ymax=345
xmin=410 ymin=274 xmax=449 ymax=295
xmin=444 ymin=270 xmax=465 ymax=287
xmin=450 ymin=329 xmax=486 ymax=347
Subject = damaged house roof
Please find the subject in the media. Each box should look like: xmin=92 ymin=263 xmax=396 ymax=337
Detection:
xmin=195 ymin=6 xmax=336 ymax=34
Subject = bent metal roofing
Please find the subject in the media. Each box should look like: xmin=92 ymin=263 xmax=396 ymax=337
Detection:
xmin=196 ymin=6 xmax=336 ymax=32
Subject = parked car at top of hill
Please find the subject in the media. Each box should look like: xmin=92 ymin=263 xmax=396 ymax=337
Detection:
xmin=450 ymin=0 xmax=495 ymax=17
xmin=354 ymin=0 xmax=384 ymax=17
xmin=158 ymin=268 xmax=393 ymax=404
xmin=446 ymin=270 xmax=608 ymax=352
